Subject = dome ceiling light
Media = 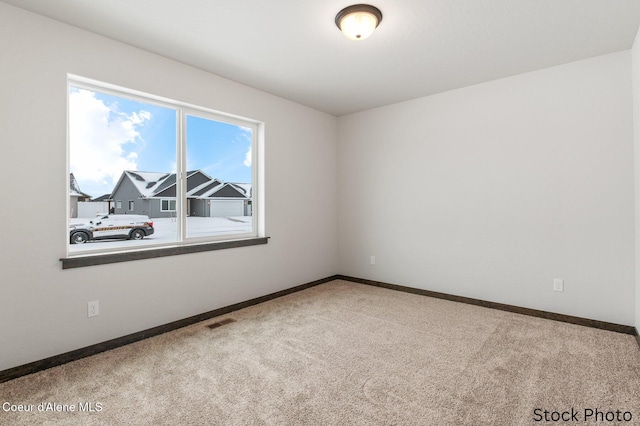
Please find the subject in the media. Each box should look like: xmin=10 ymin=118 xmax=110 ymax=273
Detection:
xmin=335 ymin=4 xmax=383 ymax=41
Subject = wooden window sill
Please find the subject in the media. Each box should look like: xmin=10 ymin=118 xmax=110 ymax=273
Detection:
xmin=61 ymin=237 xmax=269 ymax=269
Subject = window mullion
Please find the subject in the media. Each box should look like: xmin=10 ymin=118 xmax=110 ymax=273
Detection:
xmin=177 ymin=109 xmax=187 ymax=243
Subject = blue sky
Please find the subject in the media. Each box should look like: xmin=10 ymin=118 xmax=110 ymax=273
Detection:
xmin=69 ymin=87 xmax=252 ymax=198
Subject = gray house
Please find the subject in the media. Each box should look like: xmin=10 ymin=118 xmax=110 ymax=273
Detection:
xmin=110 ymin=170 xmax=251 ymax=219
xmin=69 ymin=173 xmax=92 ymax=218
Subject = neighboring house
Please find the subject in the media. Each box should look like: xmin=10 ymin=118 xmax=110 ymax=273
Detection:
xmin=69 ymin=173 xmax=92 ymax=218
xmin=109 ymin=170 xmax=251 ymax=218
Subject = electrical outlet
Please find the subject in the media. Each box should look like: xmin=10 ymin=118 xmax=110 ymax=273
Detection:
xmin=88 ymin=300 xmax=99 ymax=317
xmin=370 ymin=256 xmax=376 ymax=265
xmin=553 ymin=279 xmax=564 ymax=292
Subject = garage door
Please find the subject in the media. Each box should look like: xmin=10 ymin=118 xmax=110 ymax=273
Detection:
xmin=210 ymin=200 xmax=244 ymax=217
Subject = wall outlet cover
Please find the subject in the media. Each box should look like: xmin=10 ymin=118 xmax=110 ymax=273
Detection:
xmin=553 ymin=279 xmax=564 ymax=292
xmin=88 ymin=300 xmax=99 ymax=317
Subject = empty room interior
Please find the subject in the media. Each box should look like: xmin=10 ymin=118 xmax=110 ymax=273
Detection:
xmin=1 ymin=0 xmax=640 ymax=424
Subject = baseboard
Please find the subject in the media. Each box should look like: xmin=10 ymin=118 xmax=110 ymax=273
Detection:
xmin=2 ymin=273 xmax=637 ymax=383
xmin=0 ymin=275 xmax=340 ymax=384
xmin=336 ymin=275 xmax=638 ymax=336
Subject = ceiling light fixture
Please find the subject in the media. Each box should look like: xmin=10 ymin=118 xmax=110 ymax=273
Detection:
xmin=335 ymin=4 xmax=383 ymax=41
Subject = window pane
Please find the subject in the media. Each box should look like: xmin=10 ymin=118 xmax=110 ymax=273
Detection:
xmin=68 ymin=86 xmax=178 ymax=253
xmin=185 ymin=114 xmax=253 ymax=239
xmin=160 ymin=199 xmax=176 ymax=212
xmin=68 ymin=78 xmax=260 ymax=258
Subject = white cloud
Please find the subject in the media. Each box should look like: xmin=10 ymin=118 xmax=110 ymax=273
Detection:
xmin=239 ymin=127 xmax=253 ymax=168
xmin=69 ymin=89 xmax=151 ymax=195
xmin=243 ymin=145 xmax=252 ymax=167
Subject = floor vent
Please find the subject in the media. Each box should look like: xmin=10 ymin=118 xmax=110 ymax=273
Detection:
xmin=206 ymin=318 xmax=236 ymax=329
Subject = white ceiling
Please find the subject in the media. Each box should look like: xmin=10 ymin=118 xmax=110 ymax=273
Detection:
xmin=4 ymin=0 xmax=640 ymax=116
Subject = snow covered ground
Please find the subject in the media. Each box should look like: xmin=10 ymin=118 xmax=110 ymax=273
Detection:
xmin=68 ymin=216 xmax=253 ymax=254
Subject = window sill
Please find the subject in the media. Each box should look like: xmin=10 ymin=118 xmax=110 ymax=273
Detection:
xmin=60 ymin=237 xmax=269 ymax=269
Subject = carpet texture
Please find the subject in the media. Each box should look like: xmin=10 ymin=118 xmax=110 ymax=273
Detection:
xmin=1 ymin=280 xmax=639 ymax=425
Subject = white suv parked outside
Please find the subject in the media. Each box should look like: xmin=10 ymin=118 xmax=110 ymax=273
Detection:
xmin=88 ymin=214 xmax=155 ymax=242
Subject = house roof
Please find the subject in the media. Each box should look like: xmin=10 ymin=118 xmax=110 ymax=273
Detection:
xmin=112 ymin=170 xmax=251 ymax=200
xmin=191 ymin=180 xmax=222 ymax=197
xmin=232 ymin=183 xmax=251 ymax=198
xmin=122 ymin=171 xmax=173 ymax=198
xmin=195 ymin=182 xmax=249 ymax=199
xmin=92 ymin=194 xmax=112 ymax=202
xmin=69 ymin=173 xmax=91 ymax=199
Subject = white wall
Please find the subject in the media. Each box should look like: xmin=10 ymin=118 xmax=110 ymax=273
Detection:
xmin=1 ymin=2 xmax=637 ymax=373
xmin=633 ymin=27 xmax=640 ymax=332
xmin=0 ymin=3 xmax=338 ymax=371
xmin=338 ymin=52 xmax=635 ymax=326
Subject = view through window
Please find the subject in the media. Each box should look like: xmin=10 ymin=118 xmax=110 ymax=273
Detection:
xmin=68 ymin=79 xmax=257 ymax=255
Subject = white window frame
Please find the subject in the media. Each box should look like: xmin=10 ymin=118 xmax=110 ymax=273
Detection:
xmin=66 ymin=75 xmax=264 ymax=260
xmin=160 ymin=199 xmax=176 ymax=212
xmin=128 ymin=201 xmax=134 ymax=211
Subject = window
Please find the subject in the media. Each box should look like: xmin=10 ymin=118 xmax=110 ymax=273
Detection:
xmin=67 ymin=76 xmax=262 ymax=260
xmin=161 ymin=199 xmax=176 ymax=212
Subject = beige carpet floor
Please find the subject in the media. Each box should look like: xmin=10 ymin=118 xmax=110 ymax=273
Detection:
xmin=1 ymin=280 xmax=639 ymax=425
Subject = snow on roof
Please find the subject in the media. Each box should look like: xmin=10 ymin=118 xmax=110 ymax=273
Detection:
xmin=188 ymin=179 xmax=222 ymax=197
xmin=196 ymin=182 xmax=250 ymax=199
xmin=124 ymin=171 xmax=173 ymax=197
xmin=232 ymin=183 xmax=252 ymax=197
xmin=118 ymin=170 xmax=251 ymax=200
xmin=70 ymin=173 xmax=91 ymax=198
